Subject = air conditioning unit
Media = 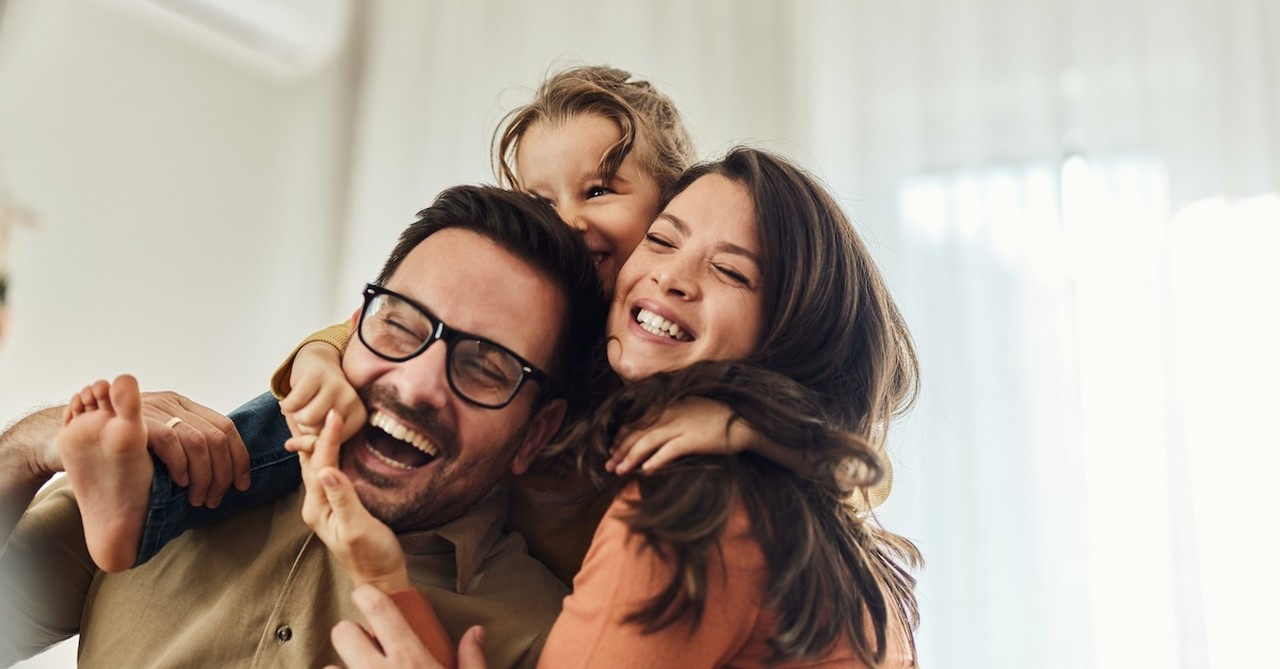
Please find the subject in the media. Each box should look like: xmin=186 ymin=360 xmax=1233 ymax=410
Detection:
xmin=91 ymin=0 xmax=353 ymax=81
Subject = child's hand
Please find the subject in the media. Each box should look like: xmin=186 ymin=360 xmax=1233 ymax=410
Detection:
xmin=295 ymin=410 xmax=410 ymax=594
xmin=606 ymin=397 xmax=749 ymax=475
xmin=280 ymin=341 xmax=366 ymax=442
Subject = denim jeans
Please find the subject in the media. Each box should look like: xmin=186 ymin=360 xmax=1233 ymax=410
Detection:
xmin=134 ymin=392 xmax=301 ymax=565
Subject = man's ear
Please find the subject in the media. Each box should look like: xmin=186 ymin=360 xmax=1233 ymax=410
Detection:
xmin=510 ymin=398 xmax=567 ymax=476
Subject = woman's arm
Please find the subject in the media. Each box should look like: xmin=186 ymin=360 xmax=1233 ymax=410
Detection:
xmin=293 ymin=411 xmax=457 ymax=669
xmin=331 ymin=585 xmax=478 ymax=669
xmin=537 ymin=485 xmax=767 ymax=669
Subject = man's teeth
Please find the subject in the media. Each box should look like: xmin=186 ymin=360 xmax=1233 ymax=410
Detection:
xmin=369 ymin=411 xmax=438 ymax=456
xmin=636 ymin=309 xmax=690 ymax=341
xmin=365 ymin=443 xmax=414 ymax=470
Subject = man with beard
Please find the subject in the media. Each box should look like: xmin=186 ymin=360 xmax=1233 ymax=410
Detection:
xmin=0 ymin=185 xmax=605 ymax=669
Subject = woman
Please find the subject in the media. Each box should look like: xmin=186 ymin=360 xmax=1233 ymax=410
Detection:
xmin=304 ymin=147 xmax=921 ymax=668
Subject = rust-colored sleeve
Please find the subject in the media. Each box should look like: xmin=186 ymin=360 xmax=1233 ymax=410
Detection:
xmin=386 ymin=587 xmax=457 ymax=669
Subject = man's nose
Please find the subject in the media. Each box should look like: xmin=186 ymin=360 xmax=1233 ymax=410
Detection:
xmin=389 ymin=340 xmax=453 ymax=409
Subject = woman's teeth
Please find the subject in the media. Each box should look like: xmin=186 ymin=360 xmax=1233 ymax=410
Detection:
xmin=635 ymin=309 xmax=691 ymax=341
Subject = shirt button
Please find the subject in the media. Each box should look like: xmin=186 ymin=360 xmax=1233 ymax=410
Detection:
xmin=275 ymin=625 xmax=293 ymax=643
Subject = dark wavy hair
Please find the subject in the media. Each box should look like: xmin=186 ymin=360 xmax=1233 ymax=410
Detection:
xmin=492 ymin=65 xmax=695 ymax=195
xmin=557 ymin=148 xmax=922 ymax=665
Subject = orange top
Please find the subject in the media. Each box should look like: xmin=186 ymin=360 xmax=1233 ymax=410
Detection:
xmin=387 ymin=588 xmax=456 ymax=669
xmin=388 ymin=483 xmax=914 ymax=668
xmin=536 ymin=483 xmax=915 ymax=669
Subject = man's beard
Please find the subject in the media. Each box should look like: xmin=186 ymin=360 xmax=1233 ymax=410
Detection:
xmin=342 ymin=383 xmax=528 ymax=532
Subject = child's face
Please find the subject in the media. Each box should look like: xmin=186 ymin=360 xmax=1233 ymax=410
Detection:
xmin=515 ymin=114 xmax=663 ymax=295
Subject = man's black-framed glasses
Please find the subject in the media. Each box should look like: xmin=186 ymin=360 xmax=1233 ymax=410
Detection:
xmin=357 ymin=283 xmax=554 ymax=409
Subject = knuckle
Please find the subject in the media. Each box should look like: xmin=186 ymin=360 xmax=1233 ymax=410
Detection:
xmin=207 ymin=428 xmax=228 ymax=451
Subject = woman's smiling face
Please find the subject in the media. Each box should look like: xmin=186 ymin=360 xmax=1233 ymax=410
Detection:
xmin=606 ymin=173 xmax=765 ymax=382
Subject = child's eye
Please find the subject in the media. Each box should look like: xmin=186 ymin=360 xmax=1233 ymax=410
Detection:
xmin=522 ymin=188 xmax=557 ymax=208
xmin=586 ymin=185 xmax=613 ymax=198
xmin=644 ymin=232 xmax=675 ymax=248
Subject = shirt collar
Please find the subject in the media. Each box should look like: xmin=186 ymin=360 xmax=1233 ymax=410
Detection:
xmin=395 ymin=485 xmax=509 ymax=593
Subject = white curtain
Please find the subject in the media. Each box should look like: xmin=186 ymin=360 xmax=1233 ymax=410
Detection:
xmin=789 ymin=1 xmax=1280 ymax=667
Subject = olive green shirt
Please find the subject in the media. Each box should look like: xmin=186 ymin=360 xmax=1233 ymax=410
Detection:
xmin=0 ymin=479 xmax=566 ymax=668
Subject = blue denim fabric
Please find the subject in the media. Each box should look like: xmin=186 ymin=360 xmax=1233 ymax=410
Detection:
xmin=133 ymin=392 xmax=301 ymax=565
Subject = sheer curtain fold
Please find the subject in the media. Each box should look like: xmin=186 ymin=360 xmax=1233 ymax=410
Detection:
xmin=795 ymin=1 xmax=1278 ymax=667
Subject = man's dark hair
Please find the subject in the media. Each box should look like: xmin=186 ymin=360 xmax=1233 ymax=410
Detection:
xmin=376 ymin=185 xmax=606 ymax=404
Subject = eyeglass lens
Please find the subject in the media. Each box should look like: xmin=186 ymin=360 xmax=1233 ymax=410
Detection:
xmin=361 ymin=292 xmax=526 ymax=407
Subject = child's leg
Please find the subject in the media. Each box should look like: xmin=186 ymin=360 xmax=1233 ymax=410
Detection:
xmin=133 ymin=391 xmax=301 ymax=566
xmin=57 ymin=375 xmax=152 ymax=573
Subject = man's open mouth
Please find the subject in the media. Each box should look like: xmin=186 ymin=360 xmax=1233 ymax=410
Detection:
xmin=362 ymin=410 xmax=439 ymax=470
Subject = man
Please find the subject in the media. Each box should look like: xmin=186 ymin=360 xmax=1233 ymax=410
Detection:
xmin=0 ymin=185 xmax=605 ymax=668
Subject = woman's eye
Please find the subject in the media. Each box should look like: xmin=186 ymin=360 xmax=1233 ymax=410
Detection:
xmin=716 ymin=265 xmax=751 ymax=286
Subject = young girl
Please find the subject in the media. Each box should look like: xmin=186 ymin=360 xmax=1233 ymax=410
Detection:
xmin=305 ymin=147 xmax=922 ymax=668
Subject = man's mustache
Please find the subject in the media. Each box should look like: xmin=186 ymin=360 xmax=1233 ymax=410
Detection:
xmin=356 ymin=383 xmax=460 ymax=455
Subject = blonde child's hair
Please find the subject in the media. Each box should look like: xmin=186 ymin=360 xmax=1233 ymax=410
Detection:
xmin=493 ymin=65 xmax=695 ymax=194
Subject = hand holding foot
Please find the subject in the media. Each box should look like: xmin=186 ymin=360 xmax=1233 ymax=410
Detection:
xmin=57 ymin=374 xmax=152 ymax=572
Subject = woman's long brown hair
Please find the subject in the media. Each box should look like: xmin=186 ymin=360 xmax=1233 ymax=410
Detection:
xmin=555 ymin=148 xmax=923 ymax=665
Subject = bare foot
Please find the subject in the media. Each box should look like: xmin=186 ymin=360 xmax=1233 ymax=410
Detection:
xmin=57 ymin=374 xmax=152 ymax=572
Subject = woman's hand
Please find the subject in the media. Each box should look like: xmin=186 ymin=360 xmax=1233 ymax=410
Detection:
xmin=292 ymin=410 xmax=410 ymax=594
xmin=328 ymin=585 xmax=486 ymax=669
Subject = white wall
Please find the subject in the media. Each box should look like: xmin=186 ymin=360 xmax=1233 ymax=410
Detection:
xmin=1 ymin=3 xmax=355 ymax=656
xmin=0 ymin=0 xmax=355 ymax=421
